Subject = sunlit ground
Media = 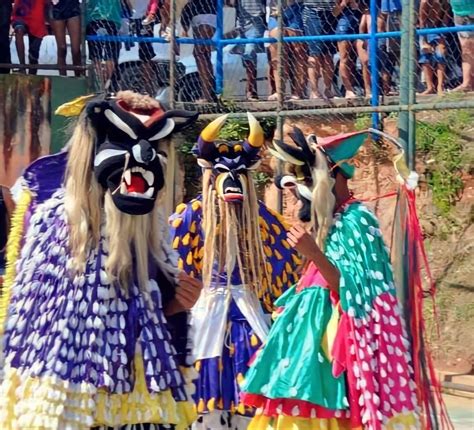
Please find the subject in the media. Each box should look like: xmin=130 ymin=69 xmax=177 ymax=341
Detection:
xmin=443 ymin=394 xmax=474 ymax=429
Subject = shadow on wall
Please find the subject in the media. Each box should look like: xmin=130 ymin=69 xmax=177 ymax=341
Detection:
xmin=0 ymin=75 xmax=51 ymax=187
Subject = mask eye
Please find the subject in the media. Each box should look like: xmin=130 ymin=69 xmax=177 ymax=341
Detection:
xmin=214 ymin=163 xmax=230 ymax=173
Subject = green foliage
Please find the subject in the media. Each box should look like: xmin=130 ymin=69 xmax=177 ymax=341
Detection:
xmin=354 ymin=114 xmax=372 ymax=131
xmin=252 ymin=171 xmax=272 ymax=200
xmin=416 ymin=111 xmax=470 ymax=215
xmin=219 ymin=116 xmax=277 ymax=141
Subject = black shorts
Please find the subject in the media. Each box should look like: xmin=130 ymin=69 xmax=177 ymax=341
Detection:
xmin=129 ymin=19 xmax=155 ymax=61
xmin=86 ymin=20 xmax=120 ymax=62
xmin=51 ymin=0 xmax=81 ymax=21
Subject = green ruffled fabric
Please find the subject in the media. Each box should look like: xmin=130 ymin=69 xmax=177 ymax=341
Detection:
xmin=242 ymin=202 xmax=398 ymax=408
xmin=325 ymin=202 xmax=397 ymax=318
xmin=241 ymin=285 xmax=347 ymax=409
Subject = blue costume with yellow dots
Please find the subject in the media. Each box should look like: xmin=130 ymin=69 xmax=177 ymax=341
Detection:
xmin=169 ymin=197 xmax=300 ymax=429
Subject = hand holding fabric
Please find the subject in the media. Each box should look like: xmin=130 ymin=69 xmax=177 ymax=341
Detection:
xmin=165 ymin=272 xmax=202 ymax=315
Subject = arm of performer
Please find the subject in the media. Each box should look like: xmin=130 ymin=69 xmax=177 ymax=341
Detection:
xmin=164 ymin=272 xmax=202 ymax=315
xmin=287 ymin=224 xmax=340 ymax=294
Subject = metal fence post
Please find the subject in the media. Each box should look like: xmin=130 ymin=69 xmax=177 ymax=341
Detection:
xmin=169 ymin=0 xmax=177 ymax=108
xmin=216 ymin=0 xmax=225 ymax=95
xmin=397 ymin=0 xmax=417 ymax=332
xmin=399 ymin=0 xmax=416 ymax=168
xmin=369 ymin=0 xmax=380 ymax=129
xmin=276 ymin=0 xmax=284 ymax=213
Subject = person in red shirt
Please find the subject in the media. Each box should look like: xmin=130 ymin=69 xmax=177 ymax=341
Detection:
xmin=11 ymin=0 xmax=48 ymax=75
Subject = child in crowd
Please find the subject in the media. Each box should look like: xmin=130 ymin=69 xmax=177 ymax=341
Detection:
xmin=11 ymin=0 xmax=48 ymax=75
xmin=418 ymin=0 xmax=449 ymax=94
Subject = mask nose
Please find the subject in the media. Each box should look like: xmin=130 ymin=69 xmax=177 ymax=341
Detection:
xmin=132 ymin=140 xmax=156 ymax=164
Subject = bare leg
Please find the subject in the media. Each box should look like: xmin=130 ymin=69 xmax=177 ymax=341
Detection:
xmin=50 ymin=19 xmax=67 ymax=76
xmin=436 ymin=41 xmax=446 ymax=94
xmin=420 ymin=64 xmax=436 ymax=94
xmin=436 ymin=64 xmax=446 ymax=95
xmin=28 ymin=36 xmax=42 ymax=75
xmin=267 ymin=47 xmax=276 ymax=96
xmin=193 ymin=25 xmax=215 ymax=102
xmin=453 ymin=36 xmax=474 ymax=91
xmin=67 ymin=15 xmax=83 ymax=76
xmin=289 ymin=29 xmax=307 ymax=99
xmin=338 ymin=40 xmax=356 ymax=97
xmin=321 ymin=54 xmax=334 ymax=98
xmin=14 ymin=28 xmax=26 ymax=73
xmin=244 ymin=60 xmax=258 ymax=99
xmin=357 ymin=40 xmax=371 ymax=96
xmin=308 ymin=55 xmax=323 ymax=99
xmin=268 ymin=27 xmax=287 ymax=100
xmin=103 ymin=60 xmax=116 ymax=85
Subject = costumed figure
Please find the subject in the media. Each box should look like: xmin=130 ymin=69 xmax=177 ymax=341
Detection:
xmin=241 ymin=127 xmax=452 ymax=429
xmin=0 ymin=91 xmax=203 ymax=430
xmin=169 ymin=114 xmax=301 ymax=429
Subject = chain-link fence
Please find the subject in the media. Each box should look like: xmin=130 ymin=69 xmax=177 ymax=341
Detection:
xmin=74 ymin=0 xmax=473 ymax=109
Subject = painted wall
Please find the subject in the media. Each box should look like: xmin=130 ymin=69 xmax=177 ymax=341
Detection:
xmin=0 ymin=75 xmax=51 ymax=187
xmin=0 ymin=75 xmax=88 ymax=187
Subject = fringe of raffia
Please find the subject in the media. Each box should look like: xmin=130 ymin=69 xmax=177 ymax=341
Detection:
xmin=0 ymin=190 xmax=32 ymax=335
xmin=401 ymin=186 xmax=453 ymax=430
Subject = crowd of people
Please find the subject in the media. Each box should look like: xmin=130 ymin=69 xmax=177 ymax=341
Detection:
xmin=0 ymin=0 xmax=472 ymax=100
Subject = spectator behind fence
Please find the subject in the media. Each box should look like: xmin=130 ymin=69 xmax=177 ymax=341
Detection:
xmin=0 ymin=1 xmax=12 ymax=74
xmin=378 ymin=0 xmax=401 ymax=95
xmin=141 ymin=0 xmax=161 ymax=27
xmin=49 ymin=0 xmax=82 ymax=77
xmin=181 ymin=0 xmax=217 ymax=102
xmin=86 ymin=0 xmax=122 ymax=88
xmin=357 ymin=0 xmax=401 ymax=96
xmin=129 ymin=0 xmax=159 ymax=95
xmin=301 ymin=0 xmax=337 ymax=100
xmin=11 ymin=0 xmax=48 ymax=75
xmin=450 ymin=0 xmax=474 ymax=92
xmin=335 ymin=0 xmax=362 ymax=98
xmin=418 ymin=0 xmax=449 ymax=95
xmin=232 ymin=0 xmax=267 ymax=101
xmin=267 ymin=0 xmax=307 ymax=100
xmin=356 ymin=0 xmax=372 ymax=97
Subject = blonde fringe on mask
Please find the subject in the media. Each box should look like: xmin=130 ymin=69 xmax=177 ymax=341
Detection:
xmin=311 ymin=148 xmax=336 ymax=250
xmin=64 ymin=113 xmax=176 ymax=295
xmin=201 ymin=170 xmax=271 ymax=296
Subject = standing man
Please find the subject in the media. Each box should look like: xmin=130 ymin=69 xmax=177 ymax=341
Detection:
xmin=301 ymin=0 xmax=337 ymax=100
xmin=234 ymin=0 xmax=267 ymax=100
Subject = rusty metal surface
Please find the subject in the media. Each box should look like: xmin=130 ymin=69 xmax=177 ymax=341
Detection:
xmin=0 ymin=75 xmax=51 ymax=187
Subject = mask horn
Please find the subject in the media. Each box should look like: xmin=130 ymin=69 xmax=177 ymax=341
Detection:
xmin=200 ymin=114 xmax=228 ymax=143
xmin=246 ymin=112 xmax=264 ymax=149
xmin=288 ymin=127 xmax=316 ymax=166
xmin=197 ymin=114 xmax=229 ymax=159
